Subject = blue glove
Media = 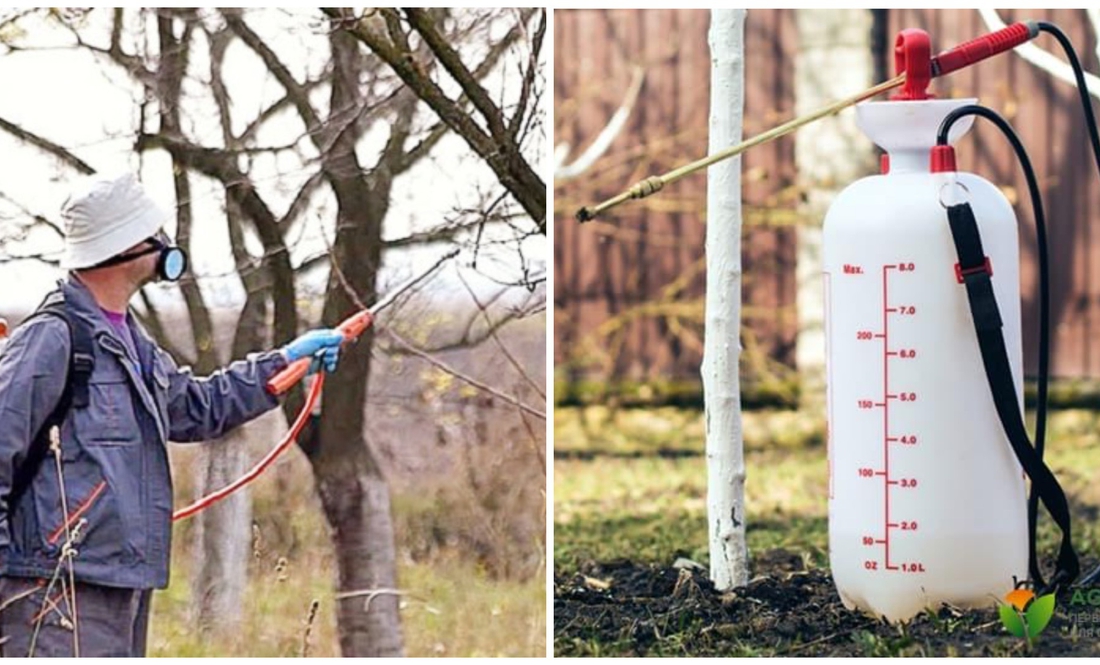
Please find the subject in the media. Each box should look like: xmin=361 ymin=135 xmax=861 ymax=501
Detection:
xmin=283 ymin=329 xmax=344 ymax=374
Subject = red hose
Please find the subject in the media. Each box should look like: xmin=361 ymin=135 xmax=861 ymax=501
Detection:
xmin=172 ymin=372 xmax=324 ymax=522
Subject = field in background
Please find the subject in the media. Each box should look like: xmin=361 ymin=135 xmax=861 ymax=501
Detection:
xmin=554 ymin=406 xmax=1100 ymax=656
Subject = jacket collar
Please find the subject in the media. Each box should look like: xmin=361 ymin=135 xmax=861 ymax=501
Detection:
xmin=60 ymin=274 xmax=126 ymax=342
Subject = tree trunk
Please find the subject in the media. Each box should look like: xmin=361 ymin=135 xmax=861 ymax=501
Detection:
xmin=306 ymin=27 xmax=404 ymax=655
xmin=192 ymin=427 xmax=251 ymax=635
xmin=311 ymin=194 xmax=401 ymax=654
xmin=794 ymin=9 xmax=875 ymax=409
xmin=313 ymin=454 xmax=403 ymax=656
xmin=191 ymin=187 xmax=274 ymax=635
xmin=703 ymin=8 xmax=749 ymax=591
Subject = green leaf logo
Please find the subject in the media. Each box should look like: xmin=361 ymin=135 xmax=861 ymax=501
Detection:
xmin=998 ymin=588 xmax=1056 ymax=641
xmin=1024 ymin=594 xmax=1056 ymax=638
xmin=998 ymin=603 xmax=1027 ymax=638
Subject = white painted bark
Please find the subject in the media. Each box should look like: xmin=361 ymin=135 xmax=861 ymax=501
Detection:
xmin=192 ymin=408 xmax=286 ymax=636
xmin=794 ymin=9 xmax=875 ymax=408
xmin=192 ymin=427 xmax=250 ymax=636
xmin=704 ymin=8 xmax=749 ymax=591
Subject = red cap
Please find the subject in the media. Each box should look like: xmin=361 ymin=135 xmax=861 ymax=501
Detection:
xmin=892 ymin=29 xmax=933 ymax=101
xmin=930 ymin=145 xmax=957 ymax=173
xmin=880 ymin=153 xmax=890 ymax=174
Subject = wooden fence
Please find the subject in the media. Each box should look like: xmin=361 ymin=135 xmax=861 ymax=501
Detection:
xmin=554 ymin=8 xmax=1100 ymax=398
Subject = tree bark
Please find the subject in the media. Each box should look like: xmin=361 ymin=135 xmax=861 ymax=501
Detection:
xmin=703 ymin=8 xmax=749 ymax=591
xmin=303 ymin=25 xmax=404 ymax=657
xmin=191 ymin=427 xmax=251 ymax=634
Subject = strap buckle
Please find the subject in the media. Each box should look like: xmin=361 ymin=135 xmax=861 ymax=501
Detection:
xmin=72 ymin=351 xmax=95 ymax=374
xmin=955 ymin=257 xmax=993 ymax=284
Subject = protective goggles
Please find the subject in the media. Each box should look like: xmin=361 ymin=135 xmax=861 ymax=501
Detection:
xmin=91 ymin=231 xmax=189 ymax=282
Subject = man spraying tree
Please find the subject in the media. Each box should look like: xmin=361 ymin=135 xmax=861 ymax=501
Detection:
xmin=0 ymin=172 xmax=345 ymax=657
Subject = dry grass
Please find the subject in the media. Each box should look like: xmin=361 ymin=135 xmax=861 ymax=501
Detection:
xmin=150 ymin=447 xmax=545 ymax=657
xmin=144 ymin=312 xmax=546 ymax=657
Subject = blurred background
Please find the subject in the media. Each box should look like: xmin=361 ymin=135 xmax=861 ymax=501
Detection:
xmin=554 ymin=8 xmax=1100 ymax=656
xmin=555 ymin=8 xmax=1100 ymax=405
xmin=0 ymin=7 xmax=545 ymax=657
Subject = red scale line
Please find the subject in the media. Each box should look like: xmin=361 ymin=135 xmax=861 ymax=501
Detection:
xmin=883 ymin=265 xmax=892 ymax=569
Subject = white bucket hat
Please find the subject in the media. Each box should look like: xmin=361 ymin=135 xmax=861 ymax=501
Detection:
xmin=60 ymin=172 xmax=169 ymax=270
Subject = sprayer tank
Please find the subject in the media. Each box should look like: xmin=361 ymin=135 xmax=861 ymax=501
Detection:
xmin=823 ymin=98 xmax=1028 ymax=622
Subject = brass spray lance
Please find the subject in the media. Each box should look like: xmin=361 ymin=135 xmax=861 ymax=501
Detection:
xmin=576 ymin=21 xmax=1041 ymax=222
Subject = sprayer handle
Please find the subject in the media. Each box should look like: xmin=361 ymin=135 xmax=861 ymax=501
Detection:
xmin=267 ymin=357 xmax=312 ymax=395
xmin=265 ymin=311 xmax=375 ymax=395
xmin=933 ymin=21 xmax=1038 ymax=77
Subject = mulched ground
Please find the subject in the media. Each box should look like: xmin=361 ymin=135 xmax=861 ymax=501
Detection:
xmin=554 ymin=549 xmax=1100 ymax=656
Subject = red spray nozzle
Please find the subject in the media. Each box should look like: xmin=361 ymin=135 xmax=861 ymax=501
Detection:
xmin=932 ymin=21 xmax=1040 ymax=77
xmin=892 ymin=22 xmax=1040 ymax=101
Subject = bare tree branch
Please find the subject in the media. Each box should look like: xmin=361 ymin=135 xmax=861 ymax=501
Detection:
xmin=0 ymin=116 xmax=95 ymax=174
xmin=555 ymin=67 xmax=645 ymax=180
xmin=381 ymin=328 xmax=545 ymax=420
xmin=325 ymin=8 xmax=546 ymax=233
xmin=458 ymin=272 xmax=545 ymax=399
xmin=221 ymin=9 xmax=323 ymax=134
xmin=508 ymin=8 xmax=545 ymax=141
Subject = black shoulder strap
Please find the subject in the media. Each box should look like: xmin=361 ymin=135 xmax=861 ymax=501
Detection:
xmin=7 ymin=290 xmax=95 ymax=505
xmin=946 ymin=202 xmax=1079 ymax=591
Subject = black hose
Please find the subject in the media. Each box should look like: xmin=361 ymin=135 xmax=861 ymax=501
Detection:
xmin=1035 ymin=21 xmax=1100 ymax=588
xmin=937 ymin=104 xmax=1050 ymax=588
xmin=1036 ymin=22 xmax=1100 ymax=186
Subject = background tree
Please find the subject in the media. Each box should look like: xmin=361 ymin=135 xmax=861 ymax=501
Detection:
xmin=0 ymin=7 xmax=545 ymax=656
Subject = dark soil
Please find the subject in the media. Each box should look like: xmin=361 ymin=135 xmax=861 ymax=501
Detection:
xmin=554 ymin=549 xmax=1100 ymax=656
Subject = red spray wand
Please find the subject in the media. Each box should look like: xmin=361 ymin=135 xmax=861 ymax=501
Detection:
xmin=266 ymin=249 xmax=459 ymax=395
xmin=173 ymin=249 xmax=458 ymax=522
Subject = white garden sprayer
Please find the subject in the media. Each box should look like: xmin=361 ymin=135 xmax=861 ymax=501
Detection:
xmin=578 ymin=20 xmax=1100 ymax=621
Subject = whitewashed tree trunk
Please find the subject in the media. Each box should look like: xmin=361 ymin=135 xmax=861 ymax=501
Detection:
xmin=704 ymin=8 xmax=749 ymax=591
xmin=191 ymin=409 xmax=286 ymax=636
xmin=192 ymin=427 xmax=251 ymax=635
xmin=794 ymin=9 xmax=875 ymax=408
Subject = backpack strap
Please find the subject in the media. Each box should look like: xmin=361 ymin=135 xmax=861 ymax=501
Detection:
xmin=7 ymin=290 xmax=95 ymax=506
xmin=945 ymin=202 xmax=1079 ymax=591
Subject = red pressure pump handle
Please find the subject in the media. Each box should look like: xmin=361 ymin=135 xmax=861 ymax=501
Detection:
xmin=266 ymin=310 xmax=374 ymax=395
xmin=894 ymin=21 xmax=1040 ymax=100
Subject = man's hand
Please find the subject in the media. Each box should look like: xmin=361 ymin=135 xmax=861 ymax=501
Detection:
xmin=282 ymin=329 xmax=344 ymax=374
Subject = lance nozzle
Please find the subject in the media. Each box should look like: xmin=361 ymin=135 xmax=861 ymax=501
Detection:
xmin=266 ymin=248 xmax=458 ymax=395
xmin=576 ymin=21 xmax=1040 ymax=222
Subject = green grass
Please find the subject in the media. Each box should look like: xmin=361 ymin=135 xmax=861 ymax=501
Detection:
xmin=554 ymin=406 xmax=830 ymax=573
xmin=554 ymin=406 xmax=1100 ymax=656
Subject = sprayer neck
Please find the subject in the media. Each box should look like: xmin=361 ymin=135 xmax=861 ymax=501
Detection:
xmin=886 ymin=149 xmax=933 ymax=174
xmin=856 ymin=98 xmax=977 ymax=175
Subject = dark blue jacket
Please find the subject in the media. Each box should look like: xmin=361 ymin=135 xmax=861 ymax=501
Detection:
xmin=0 ymin=277 xmax=287 ymax=589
